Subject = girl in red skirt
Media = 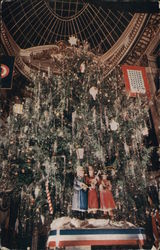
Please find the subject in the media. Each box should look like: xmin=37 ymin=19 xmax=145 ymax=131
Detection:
xmin=86 ymin=166 xmax=100 ymax=214
xmin=99 ymin=173 xmax=116 ymax=219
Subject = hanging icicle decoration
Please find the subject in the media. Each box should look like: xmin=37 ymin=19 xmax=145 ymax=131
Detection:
xmin=136 ymin=127 xmax=142 ymax=144
xmin=142 ymin=122 xmax=149 ymax=136
xmin=129 ymin=161 xmax=135 ymax=176
xmin=93 ymin=107 xmax=96 ymax=126
xmin=124 ymin=139 xmax=130 ymax=156
xmin=101 ymin=145 xmax=105 ymax=165
xmin=41 ymin=215 xmax=45 ymax=225
xmin=100 ymin=117 xmax=105 ymax=131
xmin=44 ymin=111 xmax=50 ymax=125
xmin=104 ymin=108 xmax=109 ymax=129
xmin=49 ymin=105 xmax=53 ymax=122
xmin=53 ymin=140 xmax=57 ymax=154
xmin=132 ymin=139 xmax=135 ymax=153
xmin=61 ymin=112 xmax=64 ymax=128
xmin=44 ymin=160 xmax=50 ymax=177
xmin=69 ymin=144 xmax=73 ymax=156
xmin=100 ymin=103 xmax=105 ymax=131
xmin=72 ymin=111 xmax=77 ymax=136
xmin=35 ymin=185 xmax=40 ymax=199
xmin=76 ymin=148 xmax=84 ymax=159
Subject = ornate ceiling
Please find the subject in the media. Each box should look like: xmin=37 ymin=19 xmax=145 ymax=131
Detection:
xmin=2 ymin=0 xmax=133 ymax=52
xmin=1 ymin=0 xmax=160 ymax=78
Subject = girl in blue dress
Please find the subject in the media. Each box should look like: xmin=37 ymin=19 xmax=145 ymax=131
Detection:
xmin=72 ymin=166 xmax=88 ymax=213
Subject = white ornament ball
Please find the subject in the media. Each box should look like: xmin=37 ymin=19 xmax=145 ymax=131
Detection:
xmin=80 ymin=62 xmax=85 ymax=73
xmin=110 ymin=120 xmax=119 ymax=131
xmin=89 ymin=86 xmax=98 ymax=100
xmin=142 ymin=127 xmax=148 ymax=136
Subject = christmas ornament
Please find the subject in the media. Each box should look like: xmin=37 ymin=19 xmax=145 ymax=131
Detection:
xmin=24 ymin=126 xmax=28 ymax=133
xmin=68 ymin=36 xmax=77 ymax=46
xmin=45 ymin=180 xmax=53 ymax=214
xmin=41 ymin=215 xmax=45 ymax=225
xmin=80 ymin=62 xmax=85 ymax=73
xmin=89 ymin=87 xmax=98 ymax=100
xmin=13 ymin=104 xmax=23 ymax=114
xmin=72 ymin=111 xmax=77 ymax=135
xmin=100 ymin=117 xmax=105 ymax=131
xmin=53 ymin=140 xmax=57 ymax=153
xmin=124 ymin=140 xmax=130 ymax=156
xmin=110 ymin=120 xmax=119 ymax=131
xmin=44 ymin=111 xmax=49 ymax=118
xmin=142 ymin=126 xmax=148 ymax=136
xmin=35 ymin=185 xmax=40 ymax=198
xmin=21 ymin=168 xmax=25 ymax=173
xmin=57 ymin=128 xmax=63 ymax=137
xmin=129 ymin=161 xmax=135 ymax=176
xmin=76 ymin=148 xmax=84 ymax=159
xmin=69 ymin=144 xmax=73 ymax=156
xmin=93 ymin=107 xmax=96 ymax=125
xmin=44 ymin=160 xmax=50 ymax=176
xmin=104 ymin=108 xmax=109 ymax=129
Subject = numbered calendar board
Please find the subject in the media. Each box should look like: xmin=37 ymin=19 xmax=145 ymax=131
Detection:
xmin=122 ymin=65 xmax=151 ymax=99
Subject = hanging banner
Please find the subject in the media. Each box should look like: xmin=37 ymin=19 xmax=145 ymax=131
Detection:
xmin=122 ymin=65 xmax=151 ymax=99
xmin=0 ymin=55 xmax=15 ymax=89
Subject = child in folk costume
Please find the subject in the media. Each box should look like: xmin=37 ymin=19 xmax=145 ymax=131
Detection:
xmin=72 ymin=166 xmax=88 ymax=212
xmin=99 ymin=173 xmax=116 ymax=219
xmin=86 ymin=166 xmax=100 ymax=214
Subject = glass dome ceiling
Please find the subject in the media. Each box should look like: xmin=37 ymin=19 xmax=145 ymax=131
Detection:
xmin=48 ymin=0 xmax=87 ymax=18
xmin=2 ymin=0 xmax=134 ymax=53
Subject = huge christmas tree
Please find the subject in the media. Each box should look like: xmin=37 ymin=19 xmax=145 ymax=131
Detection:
xmin=0 ymin=42 xmax=153 ymax=237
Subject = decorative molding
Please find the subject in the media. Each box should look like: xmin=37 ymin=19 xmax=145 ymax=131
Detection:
xmin=125 ymin=14 xmax=160 ymax=66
